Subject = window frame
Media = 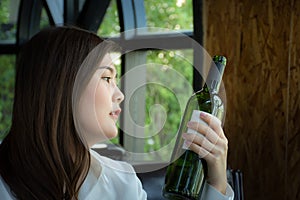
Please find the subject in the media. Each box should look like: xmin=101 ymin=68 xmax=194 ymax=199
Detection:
xmin=0 ymin=0 xmax=204 ymax=163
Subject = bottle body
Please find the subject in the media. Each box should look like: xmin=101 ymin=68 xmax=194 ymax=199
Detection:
xmin=162 ymin=56 xmax=226 ymax=200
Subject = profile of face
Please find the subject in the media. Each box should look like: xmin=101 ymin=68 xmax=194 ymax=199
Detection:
xmin=78 ymin=53 xmax=124 ymax=147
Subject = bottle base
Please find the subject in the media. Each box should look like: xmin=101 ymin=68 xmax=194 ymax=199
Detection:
xmin=163 ymin=192 xmax=198 ymax=200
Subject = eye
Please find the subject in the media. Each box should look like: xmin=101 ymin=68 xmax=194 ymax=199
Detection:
xmin=102 ymin=77 xmax=112 ymax=83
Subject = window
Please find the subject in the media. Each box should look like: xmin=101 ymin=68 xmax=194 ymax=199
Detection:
xmin=144 ymin=49 xmax=193 ymax=161
xmin=97 ymin=0 xmax=120 ymax=37
xmin=0 ymin=0 xmax=19 ymax=139
xmin=0 ymin=1 xmax=204 ymax=164
xmin=103 ymin=1 xmax=202 ymax=163
xmin=40 ymin=7 xmax=51 ymax=30
xmin=0 ymin=0 xmax=20 ymax=43
xmin=0 ymin=0 xmax=51 ymax=140
xmin=0 ymin=55 xmax=15 ymax=140
xmin=144 ymin=0 xmax=193 ymax=31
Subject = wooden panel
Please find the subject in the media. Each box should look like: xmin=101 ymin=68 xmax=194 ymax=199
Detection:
xmin=203 ymin=0 xmax=300 ymax=199
xmin=288 ymin=0 xmax=300 ymax=199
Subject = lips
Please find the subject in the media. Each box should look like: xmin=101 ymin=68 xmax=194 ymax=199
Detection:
xmin=109 ymin=109 xmax=121 ymax=120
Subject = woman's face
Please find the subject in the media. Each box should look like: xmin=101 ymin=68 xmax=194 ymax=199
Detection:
xmin=78 ymin=54 xmax=124 ymax=147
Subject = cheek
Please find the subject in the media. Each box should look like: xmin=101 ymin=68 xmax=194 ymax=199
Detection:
xmin=77 ymin=86 xmax=99 ymax=135
xmin=77 ymin=79 xmax=107 ymax=137
xmin=94 ymin=84 xmax=112 ymax=115
xmin=76 ymin=80 xmax=117 ymax=145
xmin=94 ymin=85 xmax=119 ymax=139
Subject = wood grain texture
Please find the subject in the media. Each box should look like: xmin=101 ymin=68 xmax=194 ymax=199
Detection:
xmin=287 ymin=1 xmax=300 ymax=199
xmin=203 ymin=0 xmax=299 ymax=199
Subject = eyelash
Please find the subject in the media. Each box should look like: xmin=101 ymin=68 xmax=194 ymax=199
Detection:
xmin=102 ymin=77 xmax=112 ymax=83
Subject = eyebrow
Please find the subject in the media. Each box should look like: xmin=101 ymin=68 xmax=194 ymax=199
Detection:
xmin=99 ymin=66 xmax=118 ymax=78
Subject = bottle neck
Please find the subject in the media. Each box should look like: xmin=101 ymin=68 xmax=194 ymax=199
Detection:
xmin=205 ymin=57 xmax=226 ymax=94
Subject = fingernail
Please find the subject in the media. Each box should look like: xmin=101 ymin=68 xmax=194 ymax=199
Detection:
xmin=200 ymin=112 xmax=207 ymax=118
xmin=187 ymin=121 xmax=193 ymax=127
xmin=184 ymin=140 xmax=192 ymax=146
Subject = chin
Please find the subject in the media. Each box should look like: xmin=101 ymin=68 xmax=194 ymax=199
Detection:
xmin=103 ymin=126 xmax=118 ymax=140
xmin=107 ymin=130 xmax=118 ymax=139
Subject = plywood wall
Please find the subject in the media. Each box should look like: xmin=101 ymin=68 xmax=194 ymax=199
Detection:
xmin=203 ymin=0 xmax=300 ymax=199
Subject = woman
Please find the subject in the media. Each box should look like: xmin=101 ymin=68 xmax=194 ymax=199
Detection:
xmin=0 ymin=27 xmax=233 ymax=199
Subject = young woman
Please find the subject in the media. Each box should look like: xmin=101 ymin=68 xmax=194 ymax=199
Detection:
xmin=0 ymin=27 xmax=233 ymax=199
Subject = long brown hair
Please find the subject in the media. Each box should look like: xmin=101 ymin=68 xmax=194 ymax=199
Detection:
xmin=0 ymin=27 xmax=111 ymax=199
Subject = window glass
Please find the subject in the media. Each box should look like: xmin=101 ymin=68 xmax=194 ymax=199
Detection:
xmin=144 ymin=0 xmax=193 ymax=32
xmin=139 ymin=49 xmax=193 ymax=161
xmin=39 ymin=7 xmax=51 ymax=30
xmin=0 ymin=0 xmax=20 ymax=43
xmin=97 ymin=0 xmax=120 ymax=38
xmin=0 ymin=55 xmax=15 ymax=140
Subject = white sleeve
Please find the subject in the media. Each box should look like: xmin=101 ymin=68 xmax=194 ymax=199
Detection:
xmin=0 ymin=176 xmax=15 ymax=200
xmin=133 ymin=174 xmax=147 ymax=200
xmin=200 ymin=182 xmax=234 ymax=200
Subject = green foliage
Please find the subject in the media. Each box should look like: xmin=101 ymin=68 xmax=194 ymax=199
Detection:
xmin=0 ymin=55 xmax=15 ymax=140
xmin=142 ymin=0 xmax=193 ymax=156
xmin=0 ymin=0 xmax=16 ymax=40
xmin=39 ymin=8 xmax=50 ymax=29
xmin=0 ymin=0 xmax=15 ymax=140
xmin=97 ymin=0 xmax=120 ymax=37
xmin=144 ymin=0 xmax=193 ymax=30
xmin=144 ymin=50 xmax=193 ymax=159
xmin=0 ymin=0 xmax=8 ymax=22
xmin=97 ymin=0 xmax=193 ymax=36
xmin=96 ymin=0 xmax=194 ymax=157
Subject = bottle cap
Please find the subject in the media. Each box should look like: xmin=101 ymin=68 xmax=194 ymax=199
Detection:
xmin=213 ymin=55 xmax=227 ymax=66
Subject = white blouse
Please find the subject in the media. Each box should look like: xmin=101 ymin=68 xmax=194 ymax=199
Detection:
xmin=79 ymin=150 xmax=147 ymax=200
xmin=0 ymin=150 xmax=234 ymax=200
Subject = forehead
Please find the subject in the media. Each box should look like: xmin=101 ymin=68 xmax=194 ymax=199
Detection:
xmin=100 ymin=53 xmax=114 ymax=66
xmin=98 ymin=66 xmax=116 ymax=74
xmin=98 ymin=54 xmax=117 ymax=72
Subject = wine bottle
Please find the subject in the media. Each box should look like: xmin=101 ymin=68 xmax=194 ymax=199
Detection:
xmin=162 ymin=55 xmax=227 ymax=200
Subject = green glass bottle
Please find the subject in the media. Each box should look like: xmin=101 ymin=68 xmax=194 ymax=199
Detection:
xmin=162 ymin=55 xmax=227 ymax=200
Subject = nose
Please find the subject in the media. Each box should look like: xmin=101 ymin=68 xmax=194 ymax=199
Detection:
xmin=113 ymin=85 xmax=124 ymax=104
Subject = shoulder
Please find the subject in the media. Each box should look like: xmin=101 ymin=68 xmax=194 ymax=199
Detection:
xmin=85 ymin=150 xmax=147 ymax=200
xmin=90 ymin=149 xmax=135 ymax=174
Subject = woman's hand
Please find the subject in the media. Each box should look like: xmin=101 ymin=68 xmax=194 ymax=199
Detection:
xmin=182 ymin=111 xmax=228 ymax=194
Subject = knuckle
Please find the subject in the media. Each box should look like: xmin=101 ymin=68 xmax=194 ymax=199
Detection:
xmin=214 ymin=146 xmax=222 ymax=155
xmin=223 ymin=138 xmax=228 ymax=147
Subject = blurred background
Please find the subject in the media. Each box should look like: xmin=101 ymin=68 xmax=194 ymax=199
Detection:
xmin=0 ymin=0 xmax=299 ymax=199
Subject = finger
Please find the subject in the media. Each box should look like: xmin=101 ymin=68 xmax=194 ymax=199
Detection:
xmin=186 ymin=142 xmax=213 ymax=162
xmin=199 ymin=112 xmax=226 ymax=139
xmin=187 ymin=121 xmax=219 ymax=145
xmin=183 ymin=130 xmax=228 ymax=160
xmin=186 ymin=120 xmax=228 ymax=154
xmin=183 ymin=133 xmax=217 ymax=154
